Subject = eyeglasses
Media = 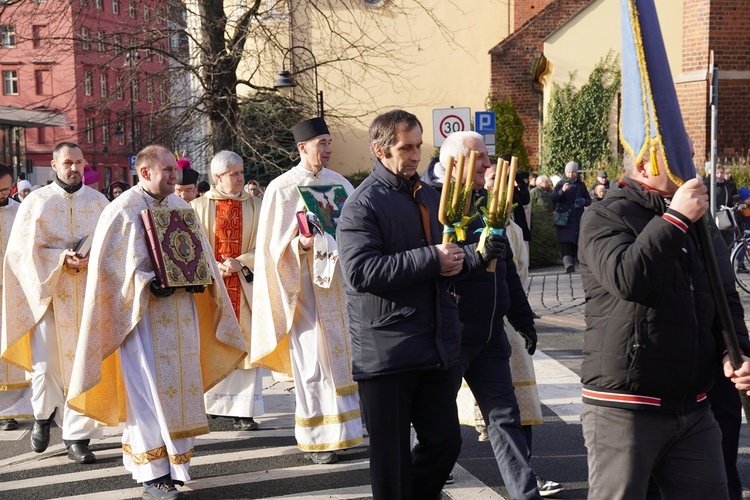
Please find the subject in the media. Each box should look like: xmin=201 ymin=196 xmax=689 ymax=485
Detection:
xmin=0 ymin=188 xmax=11 ymax=195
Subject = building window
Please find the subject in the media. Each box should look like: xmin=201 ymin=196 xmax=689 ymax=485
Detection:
xmin=115 ymin=76 xmax=124 ymax=100
xmin=3 ymin=70 xmax=19 ymax=95
xmin=37 ymin=127 xmax=47 ymax=144
xmin=362 ymin=0 xmax=387 ymax=7
xmin=86 ymin=117 xmax=95 ymax=144
xmin=94 ymin=0 xmax=102 ymax=10
xmin=35 ymin=69 xmax=52 ymax=95
xmin=97 ymin=31 xmax=104 ymax=52
xmin=146 ymin=80 xmax=153 ymax=103
xmin=112 ymin=0 xmax=119 ymax=14
xmin=117 ymin=119 xmax=125 ymax=145
xmin=121 ymin=166 xmax=127 ymax=181
xmin=99 ymin=73 xmax=108 ymax=98
xmin=102 ymin=120 xmax=109 ymax=145
xmin=128 ymin=1 xmax=134 ymax=17
xmin=132 ymin=79 xmax=139 ymax=101
xmin=84 ymin=71 xmax=92 ymax=96
xmin=81 ymin=27 xmax=90 ymax=50
xmin=159 ymin=82 xmax=167 ymax=103
xmin=1 ymin=26 xmax=16 ymax=48
xmin=113 ymin=34 xmax=121 ymax=55
xmin=32 ymin=25 xmax=45 ymax=49
xmin=157 ymin=46 xmax=164 ymax=64
xmin=80 ymin=0 xmax=87 ymax=5
xmin=143 ymin=5 xmax=150 ymax=21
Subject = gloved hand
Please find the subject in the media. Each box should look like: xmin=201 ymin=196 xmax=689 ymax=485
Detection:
xmin=517 ymin=326 xmax=537 ymax=355
xmin=480 ymin=233 xmax=506 ymax=264
xmin=185 ymin=285 xmax=206 ymax=294
xmin=149 ymin=278 xmax=175 ymax=298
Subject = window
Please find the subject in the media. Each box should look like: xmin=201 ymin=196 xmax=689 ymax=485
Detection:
xmin=99 ymin=73 xmax=108 ymax=98
xmin=115 ymin=76 xmax=124 ymax=100
xmin=157 ymin=46 xmax=164 ymax=64
xmin=80 ymin=0 xmax=87 ymax=5
xmin=159 ymin=82 xmax=167 ymax=103
xmin=94 ymin=0 xmax=102 ymax=10
xmin=97 ymin=31 xmax=104 ymax=52
xmin=84 ymin=71 xmax=92 ymax=96
xmin=102 ymin=120 xmax=109 ymax=145
xmin=113 ymin=34 xmax=121 ymax=55
xmin=116 ymin=119 xmax=125 ymax=145
xmin=86 ymin=117 xmax=94 ymax=143
xmin=121 ymin=167 xmax=127 ymax=181
xmin=143 ymin=5 xmax=150 ymax=21
xmin=32 ymin=25 xmax=45 ymax=49
xmin=3 ymin=70 xmax=18 ymax=95
xmin=146 ymin=80 xmax=153 ymax=103
xmin=81 ymin=27 xmax=90 ymax=50
xmin=112 ymin=0 xmax=119 ymax=14
xmin=37 ymin=127 xmax=47 ymax=144
xmin=131 ymin=79 xmax=139 ymax=101
xmin=1 ymin=26 xmax=16 ymax=48
xmin=128 ymin=1 xmax=134 ymax=18
xmin=35 ymin=69 xmax=52 ymax=95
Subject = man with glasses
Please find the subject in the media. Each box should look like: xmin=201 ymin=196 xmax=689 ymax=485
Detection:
xmin=1 ymin=143 xmax=109 ymax=463
xmin=192 ymin=150 xmax=264 ymax=431
xmin=0 ymin=164 xmax=32 ymax=432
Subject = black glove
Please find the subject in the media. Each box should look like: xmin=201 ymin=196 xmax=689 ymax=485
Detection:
xmin=149 ymin=278 xmax=175 ymax=298
xmin=480 ymin=234 xmax=506 ymax=264
xmin=517 ymin=326 xmax=537 ymax=355
xmin=185 ymin=285 xmax=206 ymax=294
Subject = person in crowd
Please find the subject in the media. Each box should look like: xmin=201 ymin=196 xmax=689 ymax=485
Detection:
xmin=11 ymin=179 xmax=31 ymax=203
xmin=192 ymin=150 xmax=263 ymax=431
xmin=591 ymin=184 xmax=607 ymax=202
xmin=1 ymin=142 xmax=109 ymax=463
xmin=244 ymin=179 xmax=263 ymax=198
xmin=421 ymin=131 xmax=544 ymax=499
xmin=197 ymin=180 xmax=211 ymax=197
xmin=66 ymin=145 xmax=246 ymax=500
xmin=529 ymin=174 xmax=554 ymax=212
xmin=705 ymin=163 xmax=737 ymax=246
xmin=83 ymin=163 xmax=99 ymax=187
xmin=107 ymin=181 xmax=130 ymax=201
xmin=588 ymin=170 xmax=610 ymax=198
xmin=337 ymin=111 xmax=505 ymax=499
xmin=578 ymin=148 xmax=750 ymax=499
xmin=174 ymin=156 xmax=200 ymax=203
xmin=251 ymin=117 xmax=363 ymax=465
xmin=550 ymin=161 xmax=590 ymax=273
xmin=0 ymin=164 xmax=32 ymax=431
xmin=529 ymin=172 xmax=538 ymax=188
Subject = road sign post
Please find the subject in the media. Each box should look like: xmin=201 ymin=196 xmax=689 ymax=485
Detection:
xmin=475 ymin=111 xmax=497 ymax=156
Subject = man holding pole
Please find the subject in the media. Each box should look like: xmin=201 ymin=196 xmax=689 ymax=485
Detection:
xmin=579 ymin=2 xmax=750 ymax=496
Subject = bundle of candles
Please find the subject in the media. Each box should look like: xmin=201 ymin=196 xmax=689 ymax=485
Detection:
xmin=479 ymin=155 xmax=518 ymax=271
xmin=437 ymin=151 xmax=478 ymax=244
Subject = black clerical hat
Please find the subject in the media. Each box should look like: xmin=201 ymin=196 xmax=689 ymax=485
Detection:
xmin=176 ymin=166 xmax=199 ymax=185
xmin=292 ymin=117 xmax=330 ymax=143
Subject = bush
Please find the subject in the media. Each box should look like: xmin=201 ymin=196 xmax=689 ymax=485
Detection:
xmin=345 ymin=169 xmax=371 ymax=188
xmin=487 ymin=98 xmax=530 ymax=172
xmin=529 ymin=204 xmax=561 ymax=268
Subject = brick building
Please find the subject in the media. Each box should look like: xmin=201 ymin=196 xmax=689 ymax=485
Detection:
xmin=0 ymin=0 xmax=173 ymax=189
xmin=490 ymin=0 xmax=750 ymax=171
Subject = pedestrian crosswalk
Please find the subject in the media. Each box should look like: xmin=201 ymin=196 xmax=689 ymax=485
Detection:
xmin=0 ymin=354 xmax=585 ymax=500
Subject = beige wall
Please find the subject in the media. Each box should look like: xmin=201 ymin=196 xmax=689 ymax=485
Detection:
xmin=238 ymin=0 xmax=510 ymax=176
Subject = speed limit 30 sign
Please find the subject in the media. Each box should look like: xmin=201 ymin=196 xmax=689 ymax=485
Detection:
xmin=433 ymin=107 xmax=471 ymax=147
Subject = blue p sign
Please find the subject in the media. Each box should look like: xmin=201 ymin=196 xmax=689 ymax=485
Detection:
xmin=475 ymin=112 xmax=496 ymax=134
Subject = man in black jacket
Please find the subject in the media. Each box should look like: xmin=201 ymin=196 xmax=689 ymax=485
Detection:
xmin=337 ymin=110 xmax=504 ymax=500
xmin=579 ymin=151 xmax=750 ymax=498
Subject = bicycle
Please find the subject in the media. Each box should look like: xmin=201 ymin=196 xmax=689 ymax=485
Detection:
xmin=716 ymin=204 xmax=750 ymax=294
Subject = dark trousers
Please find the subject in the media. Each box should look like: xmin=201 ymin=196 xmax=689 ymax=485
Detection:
xmin=457 ymin=338 xmax=540 ymax=499
xmin=708 ymin=371 xmax=743 ymax=500
xmin=358 ymin=366 xmax=462 ymax=500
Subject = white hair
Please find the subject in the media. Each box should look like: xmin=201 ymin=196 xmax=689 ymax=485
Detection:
xmin=210 ymin=150 xmax=243 ymax=178
xmin=439 ymin=131 xmax=484 ymax=166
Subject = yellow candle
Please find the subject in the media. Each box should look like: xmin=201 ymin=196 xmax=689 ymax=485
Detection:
xmin=463 ymin=150 xmax=477 ymax=213
xmin=505 ymin=157 xmax=517 ymax=221
xmin=438 ymin=156 xmax=455 ymax=226
xmin=451 ymin=154 xmax=466 ymax=213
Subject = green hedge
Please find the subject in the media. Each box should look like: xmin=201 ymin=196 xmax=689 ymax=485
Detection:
xmin=529 ymin=204 xmax=561 ymax=268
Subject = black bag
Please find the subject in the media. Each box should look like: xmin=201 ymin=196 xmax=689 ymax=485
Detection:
xmin=553 ymin=210 xmax=569 ymax=228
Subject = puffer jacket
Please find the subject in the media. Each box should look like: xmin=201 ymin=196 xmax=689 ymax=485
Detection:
xmin=337 ymin=160 xmax=482 ymax=380
xmin=578 ymin=177 xmax=749 ymax=413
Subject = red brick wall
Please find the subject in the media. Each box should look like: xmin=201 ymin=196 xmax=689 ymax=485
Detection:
xmin=514 ymin=0 xmax=558 ymax=30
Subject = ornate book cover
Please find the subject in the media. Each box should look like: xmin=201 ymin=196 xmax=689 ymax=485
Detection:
xmin=297 ymin=184 xmax=348 ymax=238
xmin=141 ymin=208 xmax=213 ymax=288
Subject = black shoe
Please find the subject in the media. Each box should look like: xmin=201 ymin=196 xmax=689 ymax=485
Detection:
xmin=0 ymin=418 xmax=18 ymax=431
xmin=67 ymin=442 xmax=96 ymax=464
xmin=31 ymin=416 xmax=53 ymax=453
xmin=304 ymin=451 xmax=338 ymax=464
xmin=233 ymin=417 xmax=259 ymax=430
xmin=142 ymin=481 xmax=183 ymax=499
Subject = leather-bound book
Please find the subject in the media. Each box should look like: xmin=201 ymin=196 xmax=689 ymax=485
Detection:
xmin=141 ymin=208 xmax=213 ymax=288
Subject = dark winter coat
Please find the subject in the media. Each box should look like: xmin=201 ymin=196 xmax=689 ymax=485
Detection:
xmin=550 ymin=178 xmax=591 ymax=244
xmin=578 ymin=177 xmax=750 ymax=413
xmin=337 ymin=160 xmax=482 ymax=380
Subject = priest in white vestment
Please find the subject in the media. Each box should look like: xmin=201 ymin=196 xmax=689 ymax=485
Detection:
xmin=251 ymin=117 xmax=363 ymax=465
xmin=1 ymin=143 xmax=109 ymax=463
xmin=67 ymin=145 xmax=247 ymax=499
xmin=0 ymin=165 xmax=32 ymax=431
xmin=192 ymin=150 xmax=264 ymax=430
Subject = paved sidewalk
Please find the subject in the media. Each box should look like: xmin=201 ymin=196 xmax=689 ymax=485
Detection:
xmin=527 ymin=266 xmax=585 ymax=328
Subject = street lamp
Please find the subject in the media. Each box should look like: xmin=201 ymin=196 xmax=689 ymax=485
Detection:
xmin=273 ymin=46 xmax=324 ymax=118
